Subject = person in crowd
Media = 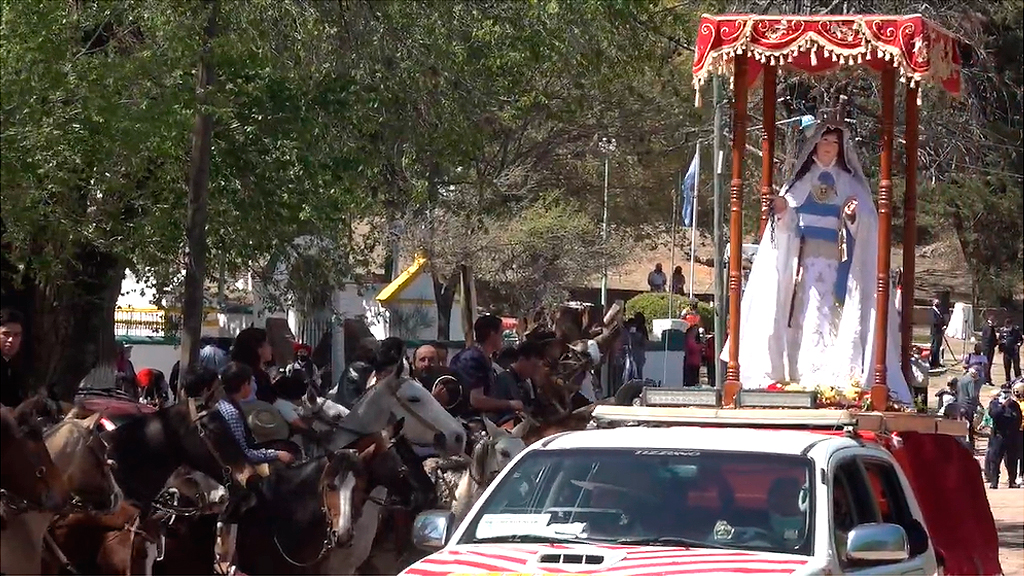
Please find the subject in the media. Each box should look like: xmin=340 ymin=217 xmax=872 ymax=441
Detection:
xmin=987 ymin=384 xmax=1022 ymax=489
xmin=136 ymin=368 xmax=171 ymax=407
xmin=412 ymin=344 xmax=441 ymax=377
xmin=490 ymin=340 xmax=545 ymax=423
xmin=214 ymin=361 xmax=294 ymax=575
xmin=998 ymin=318 xmax=1023 ymax=384
xmin=670 ymin=266 xmax=685 ymax=295
xmin=181 ymin=365 xmax=220 ymax=400
xmin=935 ymin=377 xmax=959 ymax=418
xmin=957 ymin=365 xmax=983 ymax=449
xmin=269 ymin=373 xmax=318 ymax=437
xmin=647 ymin=263 xmax=667 ymax=292
xmin=285 ymin=341 xmax=320 ymax=391
xmin=683 ymin=325 xmax=703 ymax=387
xmin=929 ymin=299 xmax=947 ymax=368
xmin=981 ymin=313 xmax=999 ymax=383
xmin=231 ymin=327 xmax=274 ymax=403
xmin=115 ymin=342 xmax=138 ymax=396
xmin=962 ymin=343 xmax=990 ymax=386
xmin=450 ymin=315 xmax=522 ymax=419
xmin=1010 ymin=381 xmax=1024 ymax=487
xmin=1 ymin=308 xmax=28 ymax=408
xmin=703 ymin=331 xmax=717 ymax=386
xmin=622 ymin=313 xmax=648 ymax=382
xmin=332 ymin=337 xmax=378 ymax=408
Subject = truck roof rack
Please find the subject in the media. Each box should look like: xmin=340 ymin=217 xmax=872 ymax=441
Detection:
xmin=591 ymin=405 xmax=968 ymax=436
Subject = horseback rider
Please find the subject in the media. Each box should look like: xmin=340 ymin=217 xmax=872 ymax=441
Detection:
xmin=214 ymin=361 xmax=295 ymax=576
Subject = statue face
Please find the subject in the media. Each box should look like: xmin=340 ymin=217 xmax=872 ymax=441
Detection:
xmin=814 ymin=132 xmax=840 ymax=166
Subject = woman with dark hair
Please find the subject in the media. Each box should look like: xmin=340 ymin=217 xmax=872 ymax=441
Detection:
xmin=231 ymin=327 xmax=274 ymax=403
xmin=722 ymin=101 xmax=912 ymax=404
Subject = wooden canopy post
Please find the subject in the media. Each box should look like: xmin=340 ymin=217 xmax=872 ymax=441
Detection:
xmin=723 ymin=55 xmax=748 ymax=407
xmin=758 ymin=65 xmax=777 ymax=239
xmin=900 ymin=86 xmax=920 ymax=381
xmin=871 ymin=68 xmax=897 ymax=411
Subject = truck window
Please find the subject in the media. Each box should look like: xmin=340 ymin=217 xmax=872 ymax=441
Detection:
xmin=832 ymin=459 xmax=880 ymax=565
xmin=861 ymin=458 xmax=930 ymax=557
xmin=460 ymin=448 xmax=815 ymax=556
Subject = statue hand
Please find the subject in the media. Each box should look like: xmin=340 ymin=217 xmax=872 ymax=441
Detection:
xmin=843 ymin=197 xmax=858 ymax=222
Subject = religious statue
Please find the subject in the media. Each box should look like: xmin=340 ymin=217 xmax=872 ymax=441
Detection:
xmin=725 ymin=97 xmax=912 ymax=403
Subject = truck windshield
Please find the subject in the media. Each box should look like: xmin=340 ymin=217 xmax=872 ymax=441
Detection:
xmin=460 ymin=448 xmax=814 ymax=556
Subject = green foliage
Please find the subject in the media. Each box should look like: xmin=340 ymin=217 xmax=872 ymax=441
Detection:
xmin=625 ymin=292 xmax=715 ymax=332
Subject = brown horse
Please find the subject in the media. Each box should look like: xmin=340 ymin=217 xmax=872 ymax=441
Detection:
xmin=3 ymin=412 xmax=119 ymax=576
xmin=1 ymin=400 xmax=69 ymax=520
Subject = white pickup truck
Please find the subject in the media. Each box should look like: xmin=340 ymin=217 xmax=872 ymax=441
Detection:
xmin=400 ymin=404 xmax=1002 ymax=576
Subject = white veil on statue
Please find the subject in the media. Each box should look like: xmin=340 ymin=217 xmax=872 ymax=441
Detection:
xmin=723 ymin=99 xmax=911 ymax=404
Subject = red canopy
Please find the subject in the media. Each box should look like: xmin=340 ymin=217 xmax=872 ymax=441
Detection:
xmin=692 ymin=14 xmax=962 ymax=103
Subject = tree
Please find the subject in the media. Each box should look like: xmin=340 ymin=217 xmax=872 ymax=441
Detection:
xmin=1 ymin=1 xmax=376 ymax=397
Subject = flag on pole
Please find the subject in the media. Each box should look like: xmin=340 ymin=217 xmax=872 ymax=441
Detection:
xmin=681 ymin=149 xmax=698 ymax=228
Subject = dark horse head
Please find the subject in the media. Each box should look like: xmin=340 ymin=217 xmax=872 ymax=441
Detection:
xmin=236 ymin=449 xmax=362 ymax=575
xmin=104 ymin=401 xmax=247 ymax=512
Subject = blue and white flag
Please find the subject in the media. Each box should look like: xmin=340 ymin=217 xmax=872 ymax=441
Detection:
xmin=680 ymin=150 xmax=698 ymax=228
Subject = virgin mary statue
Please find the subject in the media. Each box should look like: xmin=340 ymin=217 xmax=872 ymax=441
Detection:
xmin=724 ymin=100 xmax=912 ymax=404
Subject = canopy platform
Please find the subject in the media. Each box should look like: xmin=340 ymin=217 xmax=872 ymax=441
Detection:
xmin=691 ymin=13 xmax=963 ymax=410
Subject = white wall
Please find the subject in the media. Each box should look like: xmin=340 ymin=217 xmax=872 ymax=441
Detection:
xmin=640 ymin=350 xmax=687 ymax=388
xmin=127 ymin=343 xmax=180 ymax=376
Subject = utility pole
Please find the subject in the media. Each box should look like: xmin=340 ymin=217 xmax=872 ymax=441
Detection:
xmin=712 ymin=77 xmax=726 ymax=389
xmin=180 ymin=0 xmax=219 ymax=389
xmin=598 ymin=136 xmax=616 ymax=398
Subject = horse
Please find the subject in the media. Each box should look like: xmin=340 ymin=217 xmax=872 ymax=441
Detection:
xmin=319 ymin=418 xmax=438 ymax=576
xmin=318 ymin=366 xmax=465 ymax=458
xmin=0 ymin=400 xmax=70 ymax=523
xmin=44 ymin=466 xmax=229 ymax=576
xmin=450 ymin=417 xmax=526 ymax=521
xmin=102 ymin=400 xmax=250 ymax=511
xmin=234 ymin=449 xmax=362 ymax=575
xmin=355 ymin=418 xmax=526 ymax=575
xmin=2 ymin=412 xmax=118 ymax=576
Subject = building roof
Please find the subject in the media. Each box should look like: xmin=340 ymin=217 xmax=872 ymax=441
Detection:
xmin=376 ymin=251 xmax=429 ymax=303
xmin=537 ymin=426 xmax=855 ymax=456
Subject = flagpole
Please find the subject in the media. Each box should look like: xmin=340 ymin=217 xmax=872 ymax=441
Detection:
xmin=689 ymin=140 xmax=700 ymax=300
xmin=669 ymin=171 xmax=679 ymax=319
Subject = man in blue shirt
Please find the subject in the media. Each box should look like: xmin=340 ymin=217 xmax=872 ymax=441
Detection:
xmin=450 ymin=315 xmax=522 ymax=419
xmin=214 ymin=362 xmax=293 ymax=575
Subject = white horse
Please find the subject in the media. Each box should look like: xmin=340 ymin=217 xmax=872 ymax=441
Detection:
xmin=451 ymin=418 xmax=527 ymax=520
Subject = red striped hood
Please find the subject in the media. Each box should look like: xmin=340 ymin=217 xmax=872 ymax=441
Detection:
xmin=401 ymin=543 xmax=814 ymax=576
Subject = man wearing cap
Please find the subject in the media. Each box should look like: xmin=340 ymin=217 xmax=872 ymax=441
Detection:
xmin=987 ymin=383 xmax=1022 ymax=488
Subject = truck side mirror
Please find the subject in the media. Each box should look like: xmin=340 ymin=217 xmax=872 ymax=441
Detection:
xmin=846 ymin=522 xmax=910 ymax=563
xmin=412 ymin=510 xmax=456 ymax=552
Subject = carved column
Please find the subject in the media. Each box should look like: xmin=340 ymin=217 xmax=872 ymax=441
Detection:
xmin=723 ymin=56 xmax=748 ymax=407
xmin=871 ymin=68 xmax=896 ymax=411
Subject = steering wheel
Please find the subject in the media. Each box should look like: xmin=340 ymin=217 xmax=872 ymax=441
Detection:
xmin=719 ymin=526 xmax=782 ymax=547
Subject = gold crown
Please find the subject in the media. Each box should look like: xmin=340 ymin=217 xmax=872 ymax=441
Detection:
xmin=817 ymin=95 xmax=849 ymax=131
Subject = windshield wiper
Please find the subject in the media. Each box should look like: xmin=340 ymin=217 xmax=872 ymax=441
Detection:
xmin=472 ymin=534 xmax=595 ymax=545
xmin=613 ymin=536 xmax=729 ymax=549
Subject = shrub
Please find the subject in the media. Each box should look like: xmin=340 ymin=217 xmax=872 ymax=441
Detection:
xmin=624 ymin=292 xmax=715 ymax=332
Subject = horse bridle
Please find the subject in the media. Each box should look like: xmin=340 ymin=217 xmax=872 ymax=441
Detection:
xmin=272 ymin=454 xmax=351 ymax=567
xmin=65 ymin=423 xmax=120 ymax=515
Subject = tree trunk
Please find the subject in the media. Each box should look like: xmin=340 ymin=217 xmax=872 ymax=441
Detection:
xmin=180 ymin=0 xmax=219 ymax=380
xmin=432 ymin=271 xmax=458 ymax=341
xmin=1 ymin=243 xmax=123 ymax=402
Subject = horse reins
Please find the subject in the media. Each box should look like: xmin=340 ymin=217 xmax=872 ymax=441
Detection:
xmin=272 ymin=455 xmax=349 ymax=567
